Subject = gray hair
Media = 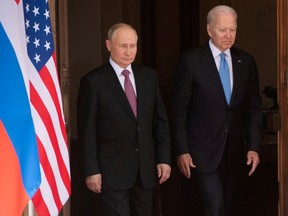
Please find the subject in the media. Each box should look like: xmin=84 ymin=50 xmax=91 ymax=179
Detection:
xmin=107 ymin=23 xmax=138 ymax=40
xmin=207 ymin=5 xmax=237 ymax=25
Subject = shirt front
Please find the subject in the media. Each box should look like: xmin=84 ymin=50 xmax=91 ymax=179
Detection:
xmin=109 ymin=57 xmax=137 ymax=96
xmin=209 ymin=40 xmax=234 ymax=90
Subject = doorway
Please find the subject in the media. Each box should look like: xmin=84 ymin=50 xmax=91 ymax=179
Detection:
xmin=52 ymin=0 xmax=288 ymax=215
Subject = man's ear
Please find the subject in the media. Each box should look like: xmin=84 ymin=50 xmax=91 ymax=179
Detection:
xmin=106 ymin=39 xmax=111 ymax=51
xmin=207 ymin=24 xmax=212 ymax=37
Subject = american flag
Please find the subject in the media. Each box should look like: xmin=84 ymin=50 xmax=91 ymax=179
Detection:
xmin=24 ymin=0 xmax=71 ymax=215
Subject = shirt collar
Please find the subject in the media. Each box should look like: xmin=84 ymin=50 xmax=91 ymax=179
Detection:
xmin=209 ymin=39 xmax=231 ymax=58
xmin=109 ymin=57 xmax=133 ymax=77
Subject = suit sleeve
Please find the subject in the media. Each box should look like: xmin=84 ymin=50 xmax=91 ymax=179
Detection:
xmin=77 ymin=75 xmax=100 ymax=177
xmin=171 ymin=54 xmax=193 ymax=155
xmin=153 ymin=73 xmax=171 ymax=165
xmin=244 ymin=56 xmax=263 ymax=152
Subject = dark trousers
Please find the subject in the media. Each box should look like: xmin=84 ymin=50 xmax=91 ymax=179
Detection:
xmin=194 ymin=147 xmax=243 ymax=216
xmin=101 ymin=176 xmax=153 ymax=216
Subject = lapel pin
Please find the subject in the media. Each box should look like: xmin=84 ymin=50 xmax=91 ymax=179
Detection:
xmin=238 ymin=60 xmax=242 ymax=63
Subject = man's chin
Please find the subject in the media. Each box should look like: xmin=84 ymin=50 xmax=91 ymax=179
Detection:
xmin=222 ymin=43 xmax=233 ymax=49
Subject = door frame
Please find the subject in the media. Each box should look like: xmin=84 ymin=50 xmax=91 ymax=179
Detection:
xmin=277 ymin=0 xmax=288 ymax=215
xmin=55 ymin=0 xmax=70 ymax=215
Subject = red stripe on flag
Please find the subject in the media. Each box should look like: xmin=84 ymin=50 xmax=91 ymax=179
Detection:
xmin=32 ymin=189 xmax=50 ymax=216
xmin=30 ymin=82 xmax=70 ymax=192
xmin=36 ymin=136 xmax=63 ymax=210
xmin=39 ymin=63 xmax=67 ymax=145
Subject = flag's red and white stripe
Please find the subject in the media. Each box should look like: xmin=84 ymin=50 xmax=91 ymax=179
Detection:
xmin=31 ymin=55 xmax=70 ymax=215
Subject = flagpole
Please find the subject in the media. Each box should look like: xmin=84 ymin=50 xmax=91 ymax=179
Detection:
xmin=28 ymin=200 xmax=34 ymax=216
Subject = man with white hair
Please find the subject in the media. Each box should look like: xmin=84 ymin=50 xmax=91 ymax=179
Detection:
xmin=172 ymin=5 xmax=262 ymax=216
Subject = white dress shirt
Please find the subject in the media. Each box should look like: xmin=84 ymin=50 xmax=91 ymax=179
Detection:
xmin=109 ymin=58 xmax=137 ymax=96
xmin=209 ymin=40 xmax=234 ymax=90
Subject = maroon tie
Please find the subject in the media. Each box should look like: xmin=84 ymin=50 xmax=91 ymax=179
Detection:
xmin=122 ymin=70 xmax=137 ymax=117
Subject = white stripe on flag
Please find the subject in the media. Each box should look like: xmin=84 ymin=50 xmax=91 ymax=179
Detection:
xmin=31 ymin=105 xmax=69 ymax=204
xmin=39 ymin=165 xmax=58 ymax=215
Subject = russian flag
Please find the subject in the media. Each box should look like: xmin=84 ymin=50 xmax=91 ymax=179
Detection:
xmin=0 ymin=0 xmax=41 ymax=215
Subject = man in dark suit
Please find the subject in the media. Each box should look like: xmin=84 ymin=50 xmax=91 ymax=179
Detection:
xmin=77 ymin=23 xmax=171 ymax=216
xmin=171 ymin=5 xmax=263 ymax=216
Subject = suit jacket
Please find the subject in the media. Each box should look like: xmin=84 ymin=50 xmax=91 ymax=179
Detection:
xmin=77 ymin=62 xmax=171 ymax=190
xmin=172 ymin=42 xmax=263 ymax=173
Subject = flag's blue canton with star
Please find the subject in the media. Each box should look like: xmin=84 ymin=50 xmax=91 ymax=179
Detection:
xmin=23 ymin=0 xmax=54 ymax=72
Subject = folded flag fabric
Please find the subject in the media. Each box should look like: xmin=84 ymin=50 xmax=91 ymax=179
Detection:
xmin=0 ymin=0 xmax=71 ymax=215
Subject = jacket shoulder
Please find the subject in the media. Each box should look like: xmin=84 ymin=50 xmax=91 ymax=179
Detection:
xmin=84 ymin=63 xmax=111 ymax=77
xmin=132 ymin=64 xmax=156 ymax=73
xmin=231 ymin=46 xmax=255 ymax=60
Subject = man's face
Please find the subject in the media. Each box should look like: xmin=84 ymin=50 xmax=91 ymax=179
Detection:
xmin=106 ymin=27 xmax=138 ymax=68
xmin=207 ymin=13 xmax=237 ymax=52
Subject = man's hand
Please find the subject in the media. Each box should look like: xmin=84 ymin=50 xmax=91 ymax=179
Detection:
xmin=86 ymin=174 xmax=102 ymax=193
xmin=177 ymin=153 xmax=196 ymax=178
xmin=247 ymin=151 xmax=260 ymax=176
xmin=157 ymin=164 xmax=171 ymax=184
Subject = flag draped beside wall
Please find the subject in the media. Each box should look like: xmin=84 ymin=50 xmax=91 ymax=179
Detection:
xmin=0 ymin=0 xmax=71 ymax=215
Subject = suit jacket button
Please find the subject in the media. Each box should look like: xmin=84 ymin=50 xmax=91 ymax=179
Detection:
xmin=135 ymin=148 xmax=139 ymax=152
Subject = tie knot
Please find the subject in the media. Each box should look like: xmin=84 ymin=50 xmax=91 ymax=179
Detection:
xmin=220 ymin=52 xmax=226 ymax=59
xmin=122 ymin=70 xmax=130 ymax=77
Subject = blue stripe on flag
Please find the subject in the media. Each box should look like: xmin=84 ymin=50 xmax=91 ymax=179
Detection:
xmin=0 ymin=23 xmax=41 ymax=198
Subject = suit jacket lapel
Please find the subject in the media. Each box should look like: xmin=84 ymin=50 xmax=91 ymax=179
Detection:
xmin=200 ymin=43 xmax=228 ymax=104
xmin=104 ymin=63 xmax=137 ymax=121
xmin=230 ymin=48 xmax=242 ymax=107
xmin=132 ymin=65 xmax=145 ymax=121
